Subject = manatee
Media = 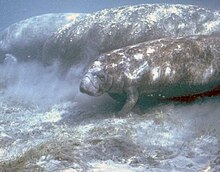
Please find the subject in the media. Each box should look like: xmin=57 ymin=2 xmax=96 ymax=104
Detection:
xmin=0 ymin=13 xmax=87 ymax=63
xmin=43 ymin=4 xmax=220 ymax=69
xmin=80 ymin=35 xmax=220 ymax=115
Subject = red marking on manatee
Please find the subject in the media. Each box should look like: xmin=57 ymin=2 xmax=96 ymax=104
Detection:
xmin=164 ymin=85 xmax=220 ymax=103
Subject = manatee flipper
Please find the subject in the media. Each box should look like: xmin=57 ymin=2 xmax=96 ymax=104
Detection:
xmin=118 ymin=87 xmax=139 ymax=116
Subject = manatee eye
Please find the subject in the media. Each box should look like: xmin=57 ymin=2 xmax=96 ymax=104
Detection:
xmin=97 ymin=72 xmax=106 ymax=82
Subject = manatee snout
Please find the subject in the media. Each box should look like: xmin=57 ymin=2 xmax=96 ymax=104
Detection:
xmin=80 ymin=74 xmax=103 ymax=96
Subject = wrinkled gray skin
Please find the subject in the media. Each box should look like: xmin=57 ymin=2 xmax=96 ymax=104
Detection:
xmin=80 ymin=35 xmax=220 ymax=115
xmin=0 ymin=13 xmax=87 ymax=63
xmin=43 ymin=4 xmax=220 ymax=68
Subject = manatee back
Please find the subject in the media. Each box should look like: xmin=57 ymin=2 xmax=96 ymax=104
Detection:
xmin=0 ymin=13 xmax=87 ymax=62
xmin=42 ymin=4 xmax=220 ymax=69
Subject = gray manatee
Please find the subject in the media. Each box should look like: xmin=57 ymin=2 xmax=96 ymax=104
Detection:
xmin=80 ymin=35 xmax=220 ymax=115
xmin=43 ymin=4 xmax=220 ymax=68
xmin=0 ymin=13 xmax=87 ymax=63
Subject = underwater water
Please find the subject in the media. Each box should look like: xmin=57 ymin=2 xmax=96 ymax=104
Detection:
xmin=0 ymin=61 xmax=220 ymax=171
xmin=0 ymin=1 xmax=220 ymax=171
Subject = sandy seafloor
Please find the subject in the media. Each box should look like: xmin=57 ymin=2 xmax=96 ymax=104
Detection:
xmin=0 ymin=61 xmax=219 ymax=172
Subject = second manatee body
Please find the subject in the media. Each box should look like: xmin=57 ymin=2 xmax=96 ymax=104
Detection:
xmin=0 ymin=13 xmax=87 ymax=63
xmin=43 ymin=4 xmax=220 ymax=68
xmin=80 ymin=35 xmax=220 ymax=115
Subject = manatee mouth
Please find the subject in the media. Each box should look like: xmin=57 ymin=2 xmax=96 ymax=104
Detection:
xmin=80 ymin=74 xmax=103 ymax=96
